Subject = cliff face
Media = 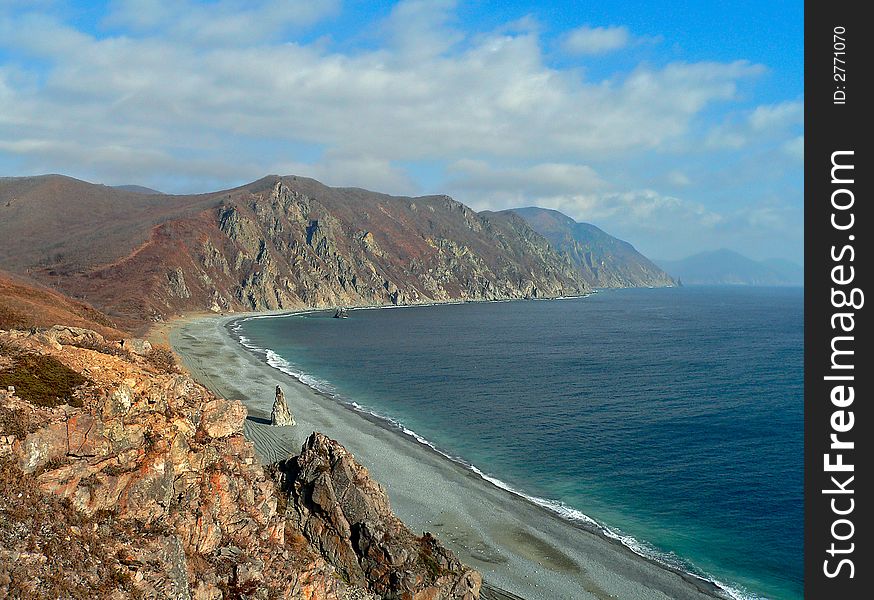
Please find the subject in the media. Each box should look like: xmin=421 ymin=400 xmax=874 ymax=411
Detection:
xmin=1 ymin=176 xmax=587 ymax=328
xmin=506 ymin=207 xmax=675 ymax=289
xmin=0 ymin=327 xmax=479 ymax=599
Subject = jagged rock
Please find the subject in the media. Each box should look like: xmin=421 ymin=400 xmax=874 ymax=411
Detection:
xmin=199 ymin=397 xmax=247 ymax=438
xmin=40 ymin=325 xmax=106 ymax=347
xmin=120 ymin=338 xmax=153 ymax=355
xmin=1 ymin=327 xmax=454 ymax=600
xmin=271 ymin=385 xmax=295 ymax=426
xmin=279 ymin=433 xmax=482 ymax=600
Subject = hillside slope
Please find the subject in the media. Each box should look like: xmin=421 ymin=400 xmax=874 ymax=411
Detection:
xmin=0 ymin=269 xmax=125 ymax=337
xmin=1 ymin=176 xmax=588 ymax=328
xmin=506 ymin=207 xmax=675 ymax=288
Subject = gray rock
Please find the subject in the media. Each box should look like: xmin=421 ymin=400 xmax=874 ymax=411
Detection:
xmin=121 ymin=338 xmax=153 ymax=355
xmin=270 ymin=385 xmax=295 ymax=427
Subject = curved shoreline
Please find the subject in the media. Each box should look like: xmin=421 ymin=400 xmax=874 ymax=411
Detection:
xmin=169 ymin=308 xmax=735 ymax=600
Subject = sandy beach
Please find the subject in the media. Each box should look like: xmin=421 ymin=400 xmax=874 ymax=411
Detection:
xmin=167 ymin=312 xmax=731 ymax=600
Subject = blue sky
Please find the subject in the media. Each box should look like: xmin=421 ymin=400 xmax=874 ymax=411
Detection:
xmin=0 ymin=0 xmax=803 ymax=262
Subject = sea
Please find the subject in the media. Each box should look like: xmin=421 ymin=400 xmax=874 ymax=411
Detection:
xmin=233 ymin=286 xmax=803 ymax=600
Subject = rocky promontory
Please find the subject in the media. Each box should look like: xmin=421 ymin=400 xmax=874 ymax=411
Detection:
xmin=0 ymin=326 xmax=480 ymax=599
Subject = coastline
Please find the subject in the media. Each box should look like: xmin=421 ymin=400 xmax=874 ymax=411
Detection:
xmin=167 ymin=309 xmax=733 ymax=600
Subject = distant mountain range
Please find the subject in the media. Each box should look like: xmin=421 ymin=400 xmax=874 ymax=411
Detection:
xmin=506 ymin=207 xmax=675 ymax=288
xmin=656 ymin=249 xmax=803 ymax=286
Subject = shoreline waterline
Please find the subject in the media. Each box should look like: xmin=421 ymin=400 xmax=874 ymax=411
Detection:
xmin=227 ymin=305 xmax=752 ymax=600
xmin=168 ymin=304 xmax=736 ymax=600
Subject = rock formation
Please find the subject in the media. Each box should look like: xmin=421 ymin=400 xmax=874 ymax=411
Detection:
xmin=271 ymin=385 xmax=295 ymax=427
xmin=0 ymin=327 xmax=479 ymax=599
xmin=278 ymin=433 xmax=482 ymax=600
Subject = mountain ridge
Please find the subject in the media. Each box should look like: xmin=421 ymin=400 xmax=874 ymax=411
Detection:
xmin=1 ymin=175 xmax=589 ymax=330
xmin=2 ymin=174 xmax=677 ymax=331
xmin=504 ymin=206 xmax=675 ymax=288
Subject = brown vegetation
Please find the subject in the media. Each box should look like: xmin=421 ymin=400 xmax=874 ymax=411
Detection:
xmin=0 ymin=270 xmax=125 ymax=337
xmin=0 ymin=353 xmax=88 ymax=408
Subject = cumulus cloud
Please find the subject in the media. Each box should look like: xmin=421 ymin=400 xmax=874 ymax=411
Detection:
xmin=448 ymin=160 xmax=608 ymax=196
xmin=0 ymin=4 xmax=767 ymax=190
xmin=706 ymin=99 xmax=803 ymax=149
xmin=562 ymin=25 xmax=631 ymax=55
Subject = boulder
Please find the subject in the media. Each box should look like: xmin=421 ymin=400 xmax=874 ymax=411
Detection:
xmin=199 ymin=398 xmax=247 ymax=439
xmin=121 ymin=338 xmax=153 ymax=356
xmin=270 ymin=385 xmax=295 ymax=426
xmin=44 ymin=325 xmax=105 ymax=347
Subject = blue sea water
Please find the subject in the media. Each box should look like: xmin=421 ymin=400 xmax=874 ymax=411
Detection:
xmin=235 ymin=287 xmax=803 ymax=600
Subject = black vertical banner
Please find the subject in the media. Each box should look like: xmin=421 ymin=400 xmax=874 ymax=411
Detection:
xmin=805 ymin=1 xmax=870 ymax=598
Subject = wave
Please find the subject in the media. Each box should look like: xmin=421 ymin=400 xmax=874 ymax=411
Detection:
xmin=228 ymin=313 xmax=756 ymax=600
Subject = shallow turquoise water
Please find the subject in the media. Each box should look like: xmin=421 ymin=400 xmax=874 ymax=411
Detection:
xmin=236 ymin=287 xmax=803 ymax=600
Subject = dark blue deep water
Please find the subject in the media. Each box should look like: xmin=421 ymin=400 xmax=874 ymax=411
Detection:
xmin=236 ymin=287 xmax=803 ymax=599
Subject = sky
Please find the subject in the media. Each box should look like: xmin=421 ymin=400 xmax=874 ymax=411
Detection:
xmin=0 ymin=0 xmax=803 ymax=262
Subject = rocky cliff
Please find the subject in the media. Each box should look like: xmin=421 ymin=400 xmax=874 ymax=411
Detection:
xmin=0 ymin=325 xmax=480 ymax=599
xmin=505 ymin=207 xmax=675 ymax=289
xmin=1 ymin=175 xmax=588 ymax=329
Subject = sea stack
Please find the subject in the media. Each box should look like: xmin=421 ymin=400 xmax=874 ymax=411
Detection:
xmin=270 ymin=385 xmax=295 ymax=426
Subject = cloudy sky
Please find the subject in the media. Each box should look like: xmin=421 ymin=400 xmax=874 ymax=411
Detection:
xmin=0 ymin=0 xmax=803 ymax=262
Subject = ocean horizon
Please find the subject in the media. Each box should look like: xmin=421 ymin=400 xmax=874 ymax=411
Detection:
xmin=233 ymin=286 xmax=803 ymax=600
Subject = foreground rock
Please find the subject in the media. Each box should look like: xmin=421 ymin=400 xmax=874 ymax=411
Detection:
xmin=0 ymin=327 xmax=479 ymax=599
xmin=271 ymin=385 xmax=296 ymax=427
xmin=279 ymin=433 xmax=482 ymax=600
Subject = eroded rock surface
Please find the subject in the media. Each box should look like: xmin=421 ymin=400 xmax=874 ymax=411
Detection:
xmin=271 ymin=385 xmax=295 ymax=427
xmin=278 ymin=432 xmax=482 ymax=600
xmin=0 ymin=328 xmax=479 ymax=599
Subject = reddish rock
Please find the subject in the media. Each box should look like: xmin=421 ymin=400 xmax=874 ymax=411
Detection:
xmin=1 ymin=328 xmax=478 ymax=599
xmin=280 ymin=433 xmax=482 ymax=600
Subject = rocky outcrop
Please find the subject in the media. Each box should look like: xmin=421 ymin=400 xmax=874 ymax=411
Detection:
xmin=0 ymin=328 xmax=478 ymax=599
xmin=120 ymin=337 xmax=153 ymax=355
xmin=271 ymin=385 xmax=295 ymax=427
xmin=278 ymin=433 xmax=482 ymax=600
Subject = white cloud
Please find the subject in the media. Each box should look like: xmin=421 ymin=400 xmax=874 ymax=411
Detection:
xmin=782 ymin=135 xmax=804 ymax=161
xmin=706 ymin=99 xmax=803 ymax=149
xmin=666 ymin=170 xmax=692 ymax=187
xmin=448 ymin=160 xmax=608 ymax=196
xmin=562 ymin=25 xmax=631 ymax=55
xmin=103 ymin=0 xmax=340 ymax=45
xmin=748 ymin=100 xmax=803 ymax=131
xmin=0 ymin=5 xmax=767 ymax=189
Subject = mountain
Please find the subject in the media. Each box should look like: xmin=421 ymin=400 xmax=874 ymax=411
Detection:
xmin=1 ymin=175 xmax=588 ymax=329
xmin=112 ymin=184 xmax=164 ymax=194
xmin=656 ymin=249 xmax=803 ymax=286
xmin=505 ymin=207 xmax=675 ymax=288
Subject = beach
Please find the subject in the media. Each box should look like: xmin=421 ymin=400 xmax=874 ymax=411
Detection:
xmin=168 ymin=312 xmax=731 ymax=600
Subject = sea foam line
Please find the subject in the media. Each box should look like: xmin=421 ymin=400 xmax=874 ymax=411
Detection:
xmin=228 ymin=313 xmax=756 ymax=600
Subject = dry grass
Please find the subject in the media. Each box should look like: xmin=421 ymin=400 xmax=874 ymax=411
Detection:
xmin=143 ymin=346 xmax=178 ymax=373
